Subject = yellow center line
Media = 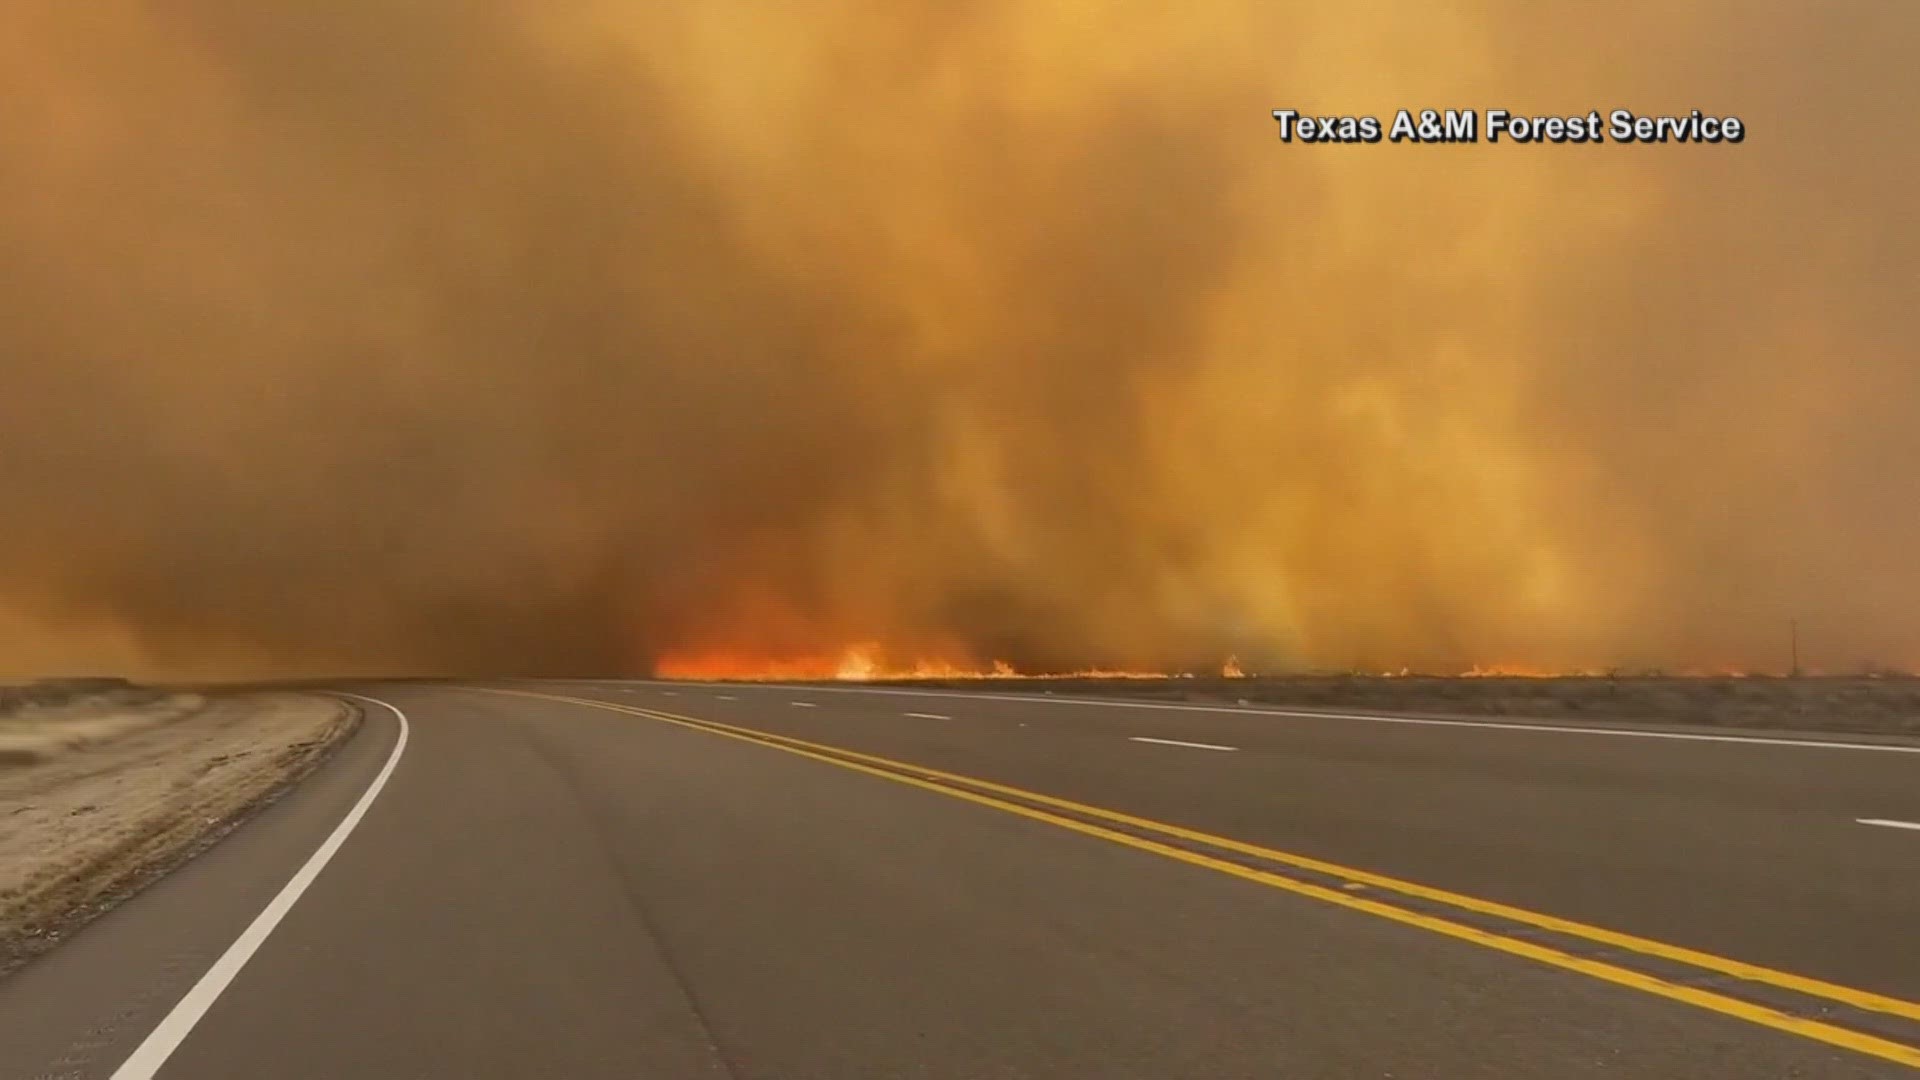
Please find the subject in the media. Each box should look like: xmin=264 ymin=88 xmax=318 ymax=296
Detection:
xmin=487 ymin=687 xmax=1920 ymax=1069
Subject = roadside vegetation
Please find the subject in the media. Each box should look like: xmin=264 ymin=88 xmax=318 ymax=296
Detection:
xmin=883 ymin=674 xmax=1920 ymax=737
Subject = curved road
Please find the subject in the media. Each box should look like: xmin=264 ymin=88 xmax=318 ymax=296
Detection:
xmin=3 ymin=681 xmax=1918 ymax=1077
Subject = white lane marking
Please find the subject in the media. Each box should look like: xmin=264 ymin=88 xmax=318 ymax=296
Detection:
xmin=110 ymin=693 xmax=410 ymax=1080
xmin=716 ymin=695 xmax=737 ymax=701
xmin=790 ymin=701 xmax=816 ymax=708
xmin=1131 ymin=736 xmax=1238 ymax=752
xmin=1857 ymin=818 xmax=1920 ymax=832
xmin=650 ymin=682 xmax=1920 ymax=755
xmin=904 ymin=712 xmax=951 ymax=720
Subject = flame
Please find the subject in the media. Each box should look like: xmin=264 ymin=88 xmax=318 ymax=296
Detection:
xmin=1460 ymin=663 xmax=1595 ymax=678
xmin=830 ymin=644 xmax=1010 ymax=681
xmin=653 ymin=642 xmax=1200 ymax=681
xmin=651 ymin=645 xmax=1830 ymax=681
xmin=657 ymin=645 xmax=1787 ymax=682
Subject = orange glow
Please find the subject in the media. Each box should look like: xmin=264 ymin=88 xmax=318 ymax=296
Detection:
xmin=656 ymin=645 xmax=1789 ymax=682
xmin=652 ymin=642 xmax=1192 ymax=681
xmin=1460 ymin=663 xmax=1596 ymax=678
xmin=1462 ymin=663 xmax=1763 ymax=678
xmin=650 ymin=651 xmax=849 ymax=681
xmin=652 ymin=648 xmax=1813 ymax=680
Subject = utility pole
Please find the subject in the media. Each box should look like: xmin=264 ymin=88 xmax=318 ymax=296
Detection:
xmin=1789 ymin=617 xmax=1801 ymax=677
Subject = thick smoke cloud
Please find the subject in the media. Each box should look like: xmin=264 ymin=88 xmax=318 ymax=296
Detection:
xmin=0 ymin=3 xmax=1914 ymax=677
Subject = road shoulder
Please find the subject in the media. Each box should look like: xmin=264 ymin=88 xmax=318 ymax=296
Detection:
xmin=0 ymin=692 xmax=395 ymax=1080
xmin=1 ymin=692 xmax=358 ymax=974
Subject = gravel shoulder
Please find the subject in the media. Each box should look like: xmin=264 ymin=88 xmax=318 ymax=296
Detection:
xmin=0 ymin=691 xmax=358 ymax=973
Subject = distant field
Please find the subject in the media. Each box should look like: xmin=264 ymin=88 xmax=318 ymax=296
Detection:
xmin=0 ymin=676 xmax=167 ymax=716
xmin=0 ymin=679 xmax=203 ymax=767
xmin=869 ymin=675 xmax=1920 ymax=738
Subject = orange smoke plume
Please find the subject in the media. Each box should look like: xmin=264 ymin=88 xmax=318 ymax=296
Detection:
xmin=0 ymin=5 xmax=1917 ymax=679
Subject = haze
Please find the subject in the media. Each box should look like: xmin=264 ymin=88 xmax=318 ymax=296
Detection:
xmin=1 ymin=3 xmax=1915 ymax=678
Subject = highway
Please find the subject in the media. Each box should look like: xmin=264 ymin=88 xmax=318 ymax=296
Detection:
xmin=2 ymin=680 xmax=1917 ymax=1077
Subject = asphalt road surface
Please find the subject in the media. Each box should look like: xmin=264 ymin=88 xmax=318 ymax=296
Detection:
xmin=3 ymin=680 xmax=1917 ymax=1077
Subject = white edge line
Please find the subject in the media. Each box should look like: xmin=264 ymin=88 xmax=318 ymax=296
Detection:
xmin=110 ymin=693 xmax=411 ymax=1080
xmin=1856 ymin=818 xmax=1920 ymax=831
xmin=615 ymin=681 xmax=1920 ymax=755
xmin=1130 ymin=736 xmax=1239 ymax=752
xmin=904 ymin=712 xmax=951 ymax=720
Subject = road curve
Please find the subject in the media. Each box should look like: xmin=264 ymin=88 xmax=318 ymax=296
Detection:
xmin=1 ymin=680 xmax=1916 ymax=1078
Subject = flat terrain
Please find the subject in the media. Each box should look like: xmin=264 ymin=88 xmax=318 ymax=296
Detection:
xmin=0 ymin=688 xmax=355 ymax=972
xmin=0 ymin=682 xmax=204 ymax=767
xmin=879 ymin=674 xmax=1920 ymax=736
xmin=1 ymin=679 xmax=1915 ymax=1078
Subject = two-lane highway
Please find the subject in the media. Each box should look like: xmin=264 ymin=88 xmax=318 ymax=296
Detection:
xmin=569 ymin=680 xmax=1920 ymax=1007
xmin=2 ymin=680 xmax=1916 ymax=1077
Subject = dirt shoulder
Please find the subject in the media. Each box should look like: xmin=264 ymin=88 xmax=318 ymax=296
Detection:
xmin=0 ymin=690 xmax=358 ymax=973
xmin=869 ymin=675 xmax=1920 ymax=739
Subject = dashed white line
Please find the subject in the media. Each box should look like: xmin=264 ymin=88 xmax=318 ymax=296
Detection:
xmin=790 ymin=701 xmax=816 ymax=708
xmin=904 ymin=712 xmax=951 ymax=720
xmin=675 ymin=682 xmax=1920 ymax=755
xmin=716 ymin=694 xmax=737 ymax=701
xmin=110 ymin=693 xmax=411 ymax=1080
xmin=1857 ymin=818 xmax=1920 ymax=832
xmin=1130 ymin=736 xmax=1238 ymax=752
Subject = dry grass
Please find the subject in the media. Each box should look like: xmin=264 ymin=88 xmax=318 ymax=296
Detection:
xmin=0 ymin=683 xmax=206 ymax=767
xmin=0 ymin=690 xmax=358 ymax=973
xmin=878 ymin=675 xmax=1920 ymax=738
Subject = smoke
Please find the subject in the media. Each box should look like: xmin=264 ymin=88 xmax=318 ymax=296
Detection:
xmin=0 ymin=2 xmax=1914 ymax=678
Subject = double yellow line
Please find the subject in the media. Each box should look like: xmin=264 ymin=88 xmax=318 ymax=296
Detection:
xmin=491 ymin=687 xmax=1920 ymax=1068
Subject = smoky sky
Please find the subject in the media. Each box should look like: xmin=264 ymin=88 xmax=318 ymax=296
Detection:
xmin=1 ymin=3 xmax=1915 ymax=678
